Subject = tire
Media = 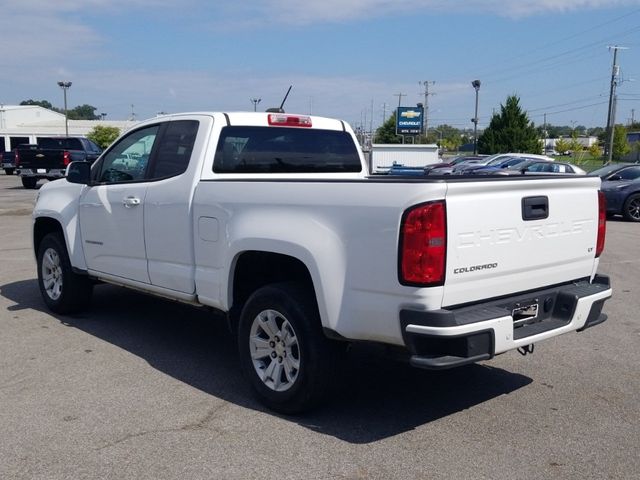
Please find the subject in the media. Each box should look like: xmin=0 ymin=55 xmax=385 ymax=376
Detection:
xmin=237 ymin=282 xmax=341 ymax=414
xmin=622 ymin=193 xmax=640 ymax=222
xmin=21 ymin=177 xmax=38 ymax=189
xmin=4 ymin=168 xmax=14 ymax=175
xmin=37 ymin=232 xmax=93 ymax=314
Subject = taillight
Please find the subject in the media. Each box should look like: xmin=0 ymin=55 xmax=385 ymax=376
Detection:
xmin=63 ymin=151 xmax=71 ymax=166
xmin=14 ymin=149 xmax=20 ymax=167
xmin=268 ymin=114 xmax=312 ymax=127
xmin=596 ymin=190 xmax=606 ymax=258
xmin=399 ymin=200 xmax=447 ymax=286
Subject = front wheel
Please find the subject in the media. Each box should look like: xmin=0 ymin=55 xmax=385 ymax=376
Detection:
xmin=37 ymin=232 xmax=93 ymax=314
xmin=4 ymin=168 xmax=14 ymax=175
xmin=21 ymin=177 xmax=37 ymax=189
xmin=622 ymin=193 xmax=640 ymax=222
xmin=237 ymin=282 xmax=341 ymax=414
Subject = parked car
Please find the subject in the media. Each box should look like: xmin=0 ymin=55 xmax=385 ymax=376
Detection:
xmin=522 ymin=161 xmax=586 ymax=175
xmin=452 ymin=152 xmax=555 ymax=174
xmin=589 ymin=163 xmax=640 ymax=221
xmin=471 ymin=159 xmax=586 ymax=176
xmin=427 ymin=155 xmax=487 ymax=175
xmin=1 ymin=151 xmax=16 ymax=175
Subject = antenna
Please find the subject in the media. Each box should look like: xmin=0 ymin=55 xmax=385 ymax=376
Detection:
xmin=265 ymin=86 xmax=293 ymax=113
xmin=279 ymin=85 xmax=293 ymax=111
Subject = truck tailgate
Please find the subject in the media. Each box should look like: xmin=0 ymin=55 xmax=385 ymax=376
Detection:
xmin=443 ymin=177 xmax=601 ymax=307
xmin=18 ymin=150 xmax=64 ymax=170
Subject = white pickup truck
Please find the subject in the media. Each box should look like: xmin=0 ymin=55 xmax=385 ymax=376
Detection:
xmin=32 ymin=112 xmax=612 ymax=413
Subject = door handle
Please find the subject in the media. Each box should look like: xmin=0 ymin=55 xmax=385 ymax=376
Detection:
xmin=122 ymin=196 xmax=141 ymax=208
xmin=522 ymin=196 xmax=548 ymax=221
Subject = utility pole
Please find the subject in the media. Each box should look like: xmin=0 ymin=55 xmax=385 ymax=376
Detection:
xmin=393 ymin=93 xmax=406 ymax=108
xmin=543 ymin=113 xmax=547 ymax=153
xmin=419 ymin=81 xmax=435 ymax=136
xmin=381 ymin=102 xmax=388 ymax=124
xmin=369 ymin=99 xmax=374 ymax=148
xmin=605 ymin=46 xmax=628 ymax=163
xmin=632 ymin=108 xmax=636 ymax=125
xmin=130 ymin=104 xmax=136 ymax=121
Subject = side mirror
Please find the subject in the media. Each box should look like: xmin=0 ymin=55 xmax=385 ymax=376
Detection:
xmin=66 ymin=161 xmax=92 ymax=185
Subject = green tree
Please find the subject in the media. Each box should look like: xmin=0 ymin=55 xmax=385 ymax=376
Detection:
xmin=20 ymin=99 xmax=61 ymax=113
xmin=68 ymin=104 xmax=100 ymax=120
xmin=87 ymin=125 xmax=120 ymax=149
xmin=612 ymin=124 xmax=630 ymax=161
xmin=477 ymin=95 xmax=540 ymax=154
xmin=374 ymin=113 xmax=402 ymax=144
xmin=588 ymin=143 xmax=602 ymax=157
xmin=568 ymin=131 xmax=583 ymax=153
xmin=555 ymin=138 xmax=571 ymax=155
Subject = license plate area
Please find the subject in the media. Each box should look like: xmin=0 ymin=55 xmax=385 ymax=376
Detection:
xmin=37 ymin=168 xmax=47 ymax=173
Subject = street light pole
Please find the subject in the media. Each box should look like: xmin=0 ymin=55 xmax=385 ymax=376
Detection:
xmin=251 ymin=98 xmax=261 ymax=112
xmin=471 ymin=80 xmax=481 ymax=155
xmin=57 ymin=81 xmax=72 ymax=136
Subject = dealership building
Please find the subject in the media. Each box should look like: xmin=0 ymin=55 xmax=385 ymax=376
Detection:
xmin=0 ymin=105 xmax=137 ymax=152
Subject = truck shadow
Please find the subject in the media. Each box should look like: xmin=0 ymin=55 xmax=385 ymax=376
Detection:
xmin=1 ymin=279 xmax=532 ymax=444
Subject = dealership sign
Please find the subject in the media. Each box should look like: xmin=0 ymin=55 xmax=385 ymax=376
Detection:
xmin=396 ymin=106 xmax=424 ymax=135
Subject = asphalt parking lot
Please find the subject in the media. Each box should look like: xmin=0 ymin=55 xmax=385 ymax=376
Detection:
xmin=0 ymin=173 xmax=638 ymax=480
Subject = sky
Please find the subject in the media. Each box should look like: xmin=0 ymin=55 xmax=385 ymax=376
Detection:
xmin=1 ymin=0 xmax=640 ymax=132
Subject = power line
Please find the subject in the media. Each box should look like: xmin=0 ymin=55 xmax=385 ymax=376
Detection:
xmin=529 ymin=101 xmax=608 ymax=118
xmin=528 ymin=95 xmax=606 ymax=113
xmin=473 ymin=8 xmax=640 ymax=79
xmin=475 ymin=19 xmax=640 ymax=83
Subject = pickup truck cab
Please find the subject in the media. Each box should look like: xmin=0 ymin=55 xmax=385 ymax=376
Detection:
xmin=17 ymin=137 xmax=102 ymax=188
xmin=32 ymin=112 xmax=612 ymax=412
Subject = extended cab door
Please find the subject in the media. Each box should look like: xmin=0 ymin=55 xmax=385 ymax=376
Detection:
xmin=78 ymin=125 xmax=161 ymax=283
xmin=143 ymin=117 xmax=205 ymax=293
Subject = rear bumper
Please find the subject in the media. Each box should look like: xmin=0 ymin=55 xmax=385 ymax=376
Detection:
xmin=401 ymin=275 xmax=612 ymax=370
xmin=19 ymin=168 xmax=65 ymax=178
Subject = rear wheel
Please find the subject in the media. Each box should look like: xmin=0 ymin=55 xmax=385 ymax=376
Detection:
xmin=237 ymin=282 xmax=341 ymax=414
xmin=37 ymin=232 xmax=93 ymax=314
xmin=21 ymin=177 xmax=37 ymax=189
xmin=4 ymin=168 xmax=14 ymax=175
xmin=622 ymin=193 xmax=640 ymax=222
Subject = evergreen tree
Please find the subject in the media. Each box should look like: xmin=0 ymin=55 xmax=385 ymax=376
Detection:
xmin=612 ymin=124 xmax=630 ymax=161
xmin=477 ymin=95 xmax=540 ymax=154
xmin=374 ymin=113 xmax=402 ymax=144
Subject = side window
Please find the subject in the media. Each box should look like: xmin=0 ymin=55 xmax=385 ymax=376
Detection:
xmin=148 ymin=120 xmax=199 ymax=180
xmin=95 ymin=125 xmax=160 ymax=183
xmin=527 ymin=163 xmax=545 ymax=172
xmin=618 ymin=167 xmax=640 ymax=180
xmin=82 ymin=138 xmax=102 ymax=153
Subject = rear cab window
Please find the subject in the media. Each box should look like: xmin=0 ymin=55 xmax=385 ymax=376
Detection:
xmin=212 ymin=126 xmax=362 ymax=174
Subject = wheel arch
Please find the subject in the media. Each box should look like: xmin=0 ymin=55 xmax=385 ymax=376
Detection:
xmin=229 ymin=250 xmax=317 ymax=318
xmin=33 ymin=217 xmax=65 ymax=258
xmin=33 ymin=214 xmax=87 ymax=271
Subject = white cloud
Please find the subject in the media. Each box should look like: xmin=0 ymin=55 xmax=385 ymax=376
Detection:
xmin=245 ymin=0 xmax=640 ymax=24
